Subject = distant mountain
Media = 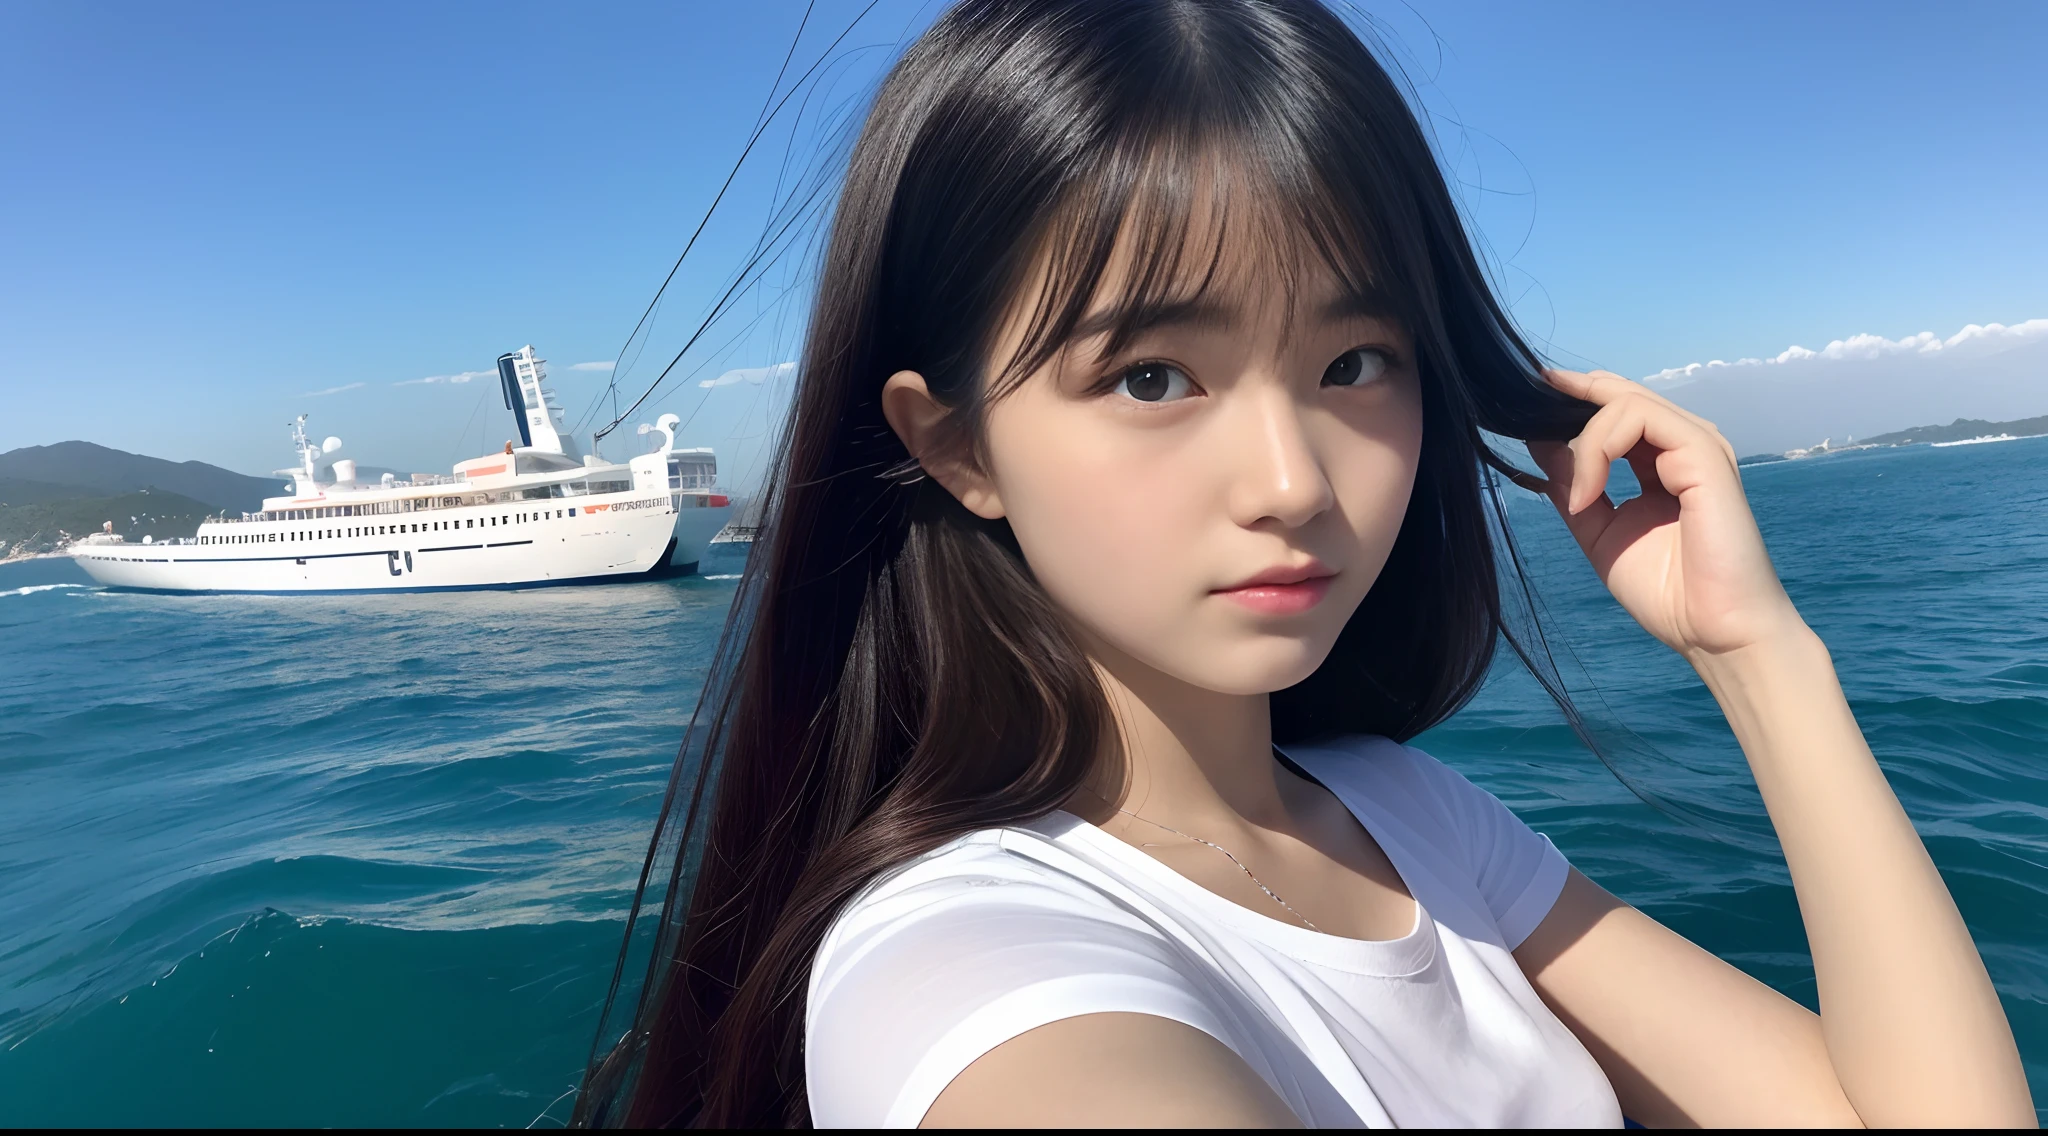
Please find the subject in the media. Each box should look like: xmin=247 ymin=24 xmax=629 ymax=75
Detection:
xmin=0 ymin=442 xmax=282 ymax=513
xmin=1860 ymin=415 xmax=2048 ymax=448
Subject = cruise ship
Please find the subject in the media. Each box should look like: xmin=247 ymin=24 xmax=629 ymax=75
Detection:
xmin=70 ymin=346 xmax=733 ymax=593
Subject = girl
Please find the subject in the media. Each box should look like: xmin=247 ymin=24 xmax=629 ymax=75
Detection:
xmin=581 ymin=0 xmax=2033 ymax=1126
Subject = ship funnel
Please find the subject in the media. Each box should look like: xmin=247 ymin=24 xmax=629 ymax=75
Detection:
xmin=493 ymin=346 xmax=575 ymax=459
xmin=497 ymin=352 xmax=534 ymax=448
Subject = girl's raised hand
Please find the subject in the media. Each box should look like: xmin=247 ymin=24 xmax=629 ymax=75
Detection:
xmin=1522 ymin=369 xmax=1806 ymax=662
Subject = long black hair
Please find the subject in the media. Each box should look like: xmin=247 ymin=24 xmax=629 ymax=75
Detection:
xmin=575 ymin=0 xmax=1595 ymax=1126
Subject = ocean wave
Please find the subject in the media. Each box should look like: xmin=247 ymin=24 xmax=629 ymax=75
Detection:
xmin=1 ymin=583 xmax=95 ymax=598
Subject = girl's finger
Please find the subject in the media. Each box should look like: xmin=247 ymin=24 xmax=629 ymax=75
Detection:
xmin=1527 ymin=439 xmax=1618 ymax=554
xmin=1566 ymin=399 xmax=1646 ymax=513
xmin=1541 ymin=367 xmax=1612 ymax=404
xmin=1547 ymin=367 xmax=1741 ymax=472
xmin=1571 ymin=393 xmax=1730 ymax=510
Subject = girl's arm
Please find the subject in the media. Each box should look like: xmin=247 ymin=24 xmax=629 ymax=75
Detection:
xmin=1513 ymin=370 xmax=2033 ymax=1127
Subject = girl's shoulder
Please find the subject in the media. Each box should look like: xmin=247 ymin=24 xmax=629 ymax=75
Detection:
xmin=806 ymin=818 xmax=1241 ymax=1127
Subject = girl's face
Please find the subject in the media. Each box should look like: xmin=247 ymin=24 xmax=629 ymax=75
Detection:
xmin=901 ymin=239 xmax=1425 ymax=698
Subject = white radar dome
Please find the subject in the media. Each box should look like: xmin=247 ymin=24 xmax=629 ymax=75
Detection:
xmin=322 ymin=436 xmax=344 ymax=454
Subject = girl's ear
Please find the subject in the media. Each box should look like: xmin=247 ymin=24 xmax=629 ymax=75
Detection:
xmin=880 ymin=370 xmax=1006 ymax=519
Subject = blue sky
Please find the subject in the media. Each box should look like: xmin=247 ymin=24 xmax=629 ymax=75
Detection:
xmin=4 ymin=0 xmax=2044 ymax=481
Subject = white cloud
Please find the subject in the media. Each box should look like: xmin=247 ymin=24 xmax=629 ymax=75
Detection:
xmin=1643 ymin=319 xmax=2048 ymax=388
xmin=700 ymin=361 xmax=796 ymax=389
xmin=1638 ymin=318 xmax=2048 ymax=454
xmin=570 ymin=360 xmax=616 ymax=371
xmin=393 ymin=369 xmax=494 ymax=387
xmin=302 ymin=382 xmax=365 ymax=397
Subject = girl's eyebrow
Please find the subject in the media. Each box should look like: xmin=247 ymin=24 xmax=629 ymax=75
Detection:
xmin=1071 ymin=296 xmax=1236 ymax=343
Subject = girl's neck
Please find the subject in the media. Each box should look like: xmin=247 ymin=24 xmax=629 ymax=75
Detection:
xmin=1072 ymin=635 xmax=1293 ymax=832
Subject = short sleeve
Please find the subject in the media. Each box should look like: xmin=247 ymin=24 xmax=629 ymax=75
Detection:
xmin=805 ymin=847 xmax=1241 ymax=1128
xmin=1408 ymin=746 xmax=1571 ymax=947
xmin=1286 ymin=737 xmax=1571 ymax=950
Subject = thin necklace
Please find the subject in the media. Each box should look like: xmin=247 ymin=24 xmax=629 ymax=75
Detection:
xmin=1112 ymin=806 xmax=1320 ymax=932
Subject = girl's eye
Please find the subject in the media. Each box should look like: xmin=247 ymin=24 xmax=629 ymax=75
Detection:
xmin=1113 ymin=362 xmax=1197 ymax=403
xmin=1323 ymin=347 xmax=1390 ymax=388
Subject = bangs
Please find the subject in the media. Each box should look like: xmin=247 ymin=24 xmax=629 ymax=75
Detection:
xmin=984 ymin=100 xmax=1412 ymax=397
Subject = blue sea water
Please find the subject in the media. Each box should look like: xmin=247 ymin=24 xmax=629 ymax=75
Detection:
xmin=2 ymin=439 xmax=2045 ymax=1126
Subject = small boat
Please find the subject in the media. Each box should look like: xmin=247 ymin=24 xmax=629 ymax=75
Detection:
xmin=70 ymin=346 xmax=733 ymax=593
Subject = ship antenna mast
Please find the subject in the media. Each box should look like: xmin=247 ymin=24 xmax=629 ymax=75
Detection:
xmin=291 ymin=415 xmax=314 ymax=474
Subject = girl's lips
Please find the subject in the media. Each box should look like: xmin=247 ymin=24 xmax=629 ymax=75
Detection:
xmin=1213 ymin=574 xmax=1334 ymax=615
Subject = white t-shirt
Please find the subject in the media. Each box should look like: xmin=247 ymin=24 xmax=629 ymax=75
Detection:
xmin=805 ymin=735 xmax=1622 ymax=1128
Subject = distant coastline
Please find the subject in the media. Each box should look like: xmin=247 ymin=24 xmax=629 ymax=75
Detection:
xmin=1736 ymin=413 xmax=2048 ymax=467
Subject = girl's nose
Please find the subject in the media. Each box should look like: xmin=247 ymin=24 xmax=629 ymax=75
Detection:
xmin=1225 ymin=387 xmax=1335 ymax=531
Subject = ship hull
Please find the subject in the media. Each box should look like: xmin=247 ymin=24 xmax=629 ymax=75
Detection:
xmin=667 ymin=498 xmax=733 ymax=574
xmin=72 ymin=492 xmax=729 ymax=595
